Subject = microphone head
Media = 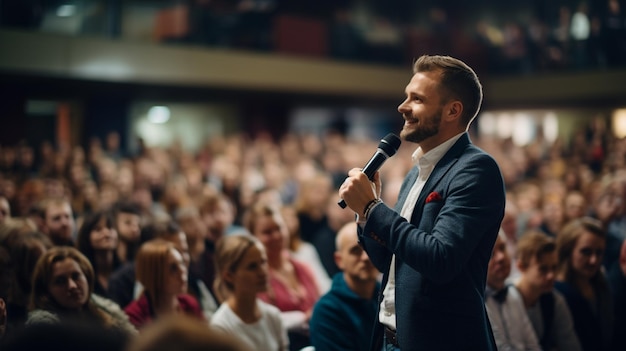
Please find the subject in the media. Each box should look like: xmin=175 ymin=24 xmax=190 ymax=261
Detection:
xmin=378 ymin=133 xmax=401 ymax=157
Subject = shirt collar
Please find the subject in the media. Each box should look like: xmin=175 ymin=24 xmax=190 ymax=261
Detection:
xmin=411 ymin=132 xmax=465 ymax=167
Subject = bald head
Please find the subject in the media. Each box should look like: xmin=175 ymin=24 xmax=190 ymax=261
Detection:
xmin=334 ymin=222 xmax=378 ymax=290
xmin=336 ymin=222 xmax=358 ymax=251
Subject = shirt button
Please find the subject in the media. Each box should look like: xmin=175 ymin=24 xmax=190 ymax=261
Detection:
xmin=385 ymin=312 xmax=392 ymax=317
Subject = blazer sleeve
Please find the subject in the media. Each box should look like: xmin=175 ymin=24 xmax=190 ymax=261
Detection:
xmin=363 ymin=151 xmax=505 ymax=283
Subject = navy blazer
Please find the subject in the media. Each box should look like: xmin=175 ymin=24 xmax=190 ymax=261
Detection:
xmin=360 ymin=133 xmax=505 ymax=351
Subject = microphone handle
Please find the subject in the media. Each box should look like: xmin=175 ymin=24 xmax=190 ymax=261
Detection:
xmin=337 ymin=151 xmax=386 ymax=209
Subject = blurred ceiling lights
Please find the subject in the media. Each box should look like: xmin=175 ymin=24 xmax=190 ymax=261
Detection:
xmin=56 ymin=4 xmax=77 ymax=17
xmin=148 ymin=106 xmax=171 ymax=124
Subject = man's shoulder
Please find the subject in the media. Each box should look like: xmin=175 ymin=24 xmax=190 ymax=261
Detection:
xmin=315 ymin=289 xmax=346 ymax=309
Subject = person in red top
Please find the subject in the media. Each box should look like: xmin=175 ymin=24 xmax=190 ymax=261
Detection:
xmin=243 ymin=202 xmax=319 ymax=351
xmin=124 ymin=239 xmax=204 ymax=329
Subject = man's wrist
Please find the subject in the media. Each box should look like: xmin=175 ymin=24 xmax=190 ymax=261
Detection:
xmin=363 ymin=198 xmax=383 ymax=219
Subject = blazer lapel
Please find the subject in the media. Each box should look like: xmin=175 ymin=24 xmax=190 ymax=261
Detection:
xmin=412 ymin=134 xmax=471 ymax=222
xmin=395 ymin=166 xmax=419 ymax=213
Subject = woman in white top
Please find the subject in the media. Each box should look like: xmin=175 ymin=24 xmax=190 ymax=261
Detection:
xmin=211 ymin=234 xmax=289 ymax=351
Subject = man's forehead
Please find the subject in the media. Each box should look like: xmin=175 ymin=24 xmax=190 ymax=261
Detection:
xmin=47 ymin=202 xmax=71 ymax=215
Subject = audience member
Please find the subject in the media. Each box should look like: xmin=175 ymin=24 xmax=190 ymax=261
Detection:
xmin=309 ymin=222 xmax=380 ymax=351
xmin=175 ymin=206 xmax=207 ymax=269
xmin=0 ymin=218 xmax=38 ymax=303
xmin=281 ymin=205 xmax=331 ymax=294
xmin=107 ymin=224 xmax=156 ymax=309
xmin=485 ymin=233 xmax=542 ymax=351
xmin=76 ymin=210 xmax=121 ymax=298
xmin=539 ymin=194 xmax=565 ymax=238
xmin=40 ymin=197 xmax=76 ymax=246
xmin=112 ymin=201 xmax=142 ymax=264
xmin=196 ymin=189 xmax=244 ymax=300
xmin=514 ymin=230 xmax=581 ymax=351
xmin=555 ymin=217 xmax=613 ymax=351
xmin=3 ymin=231 xmax=52 ymax=334
xmin=294 ymin=172 xmax=338 ymax=277
xmin=593 ymin=177 xmax=626 ymax=270
xmin=563 ymin=190 xmax=588 ymax=223
xmin=211 ymin=233 xmax=288 ymax=351
xmin=27 ymin=247 xmax=136 ymax=336
xmin=156 ymin=221 xmax=218 ymax=321
xmin=124 ymin=239 xmax=204 ymax=329
xmin=244 ymin=201 xmax=319 ymax=351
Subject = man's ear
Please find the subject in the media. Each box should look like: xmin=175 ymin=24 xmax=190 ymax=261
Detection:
xmin=334 ymin=252 xmax=344 ymax=271
xmin=445 ymin=100 xmax=463 ymax=122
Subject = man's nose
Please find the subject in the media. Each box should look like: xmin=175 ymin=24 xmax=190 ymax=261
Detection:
xmin=398 ymin=100 xmax=408 ymax=113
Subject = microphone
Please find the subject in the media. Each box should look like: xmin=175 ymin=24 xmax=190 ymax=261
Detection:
xmin=338 ymin=133 xmax=401 ymax=208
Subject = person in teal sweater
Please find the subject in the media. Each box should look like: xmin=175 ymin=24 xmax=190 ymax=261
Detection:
xmin=309 ymin=222 xmax=380 ymax=351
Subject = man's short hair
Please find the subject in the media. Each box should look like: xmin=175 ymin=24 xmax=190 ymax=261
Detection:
xmin=516 ymin=230 xmax=556 ymax=268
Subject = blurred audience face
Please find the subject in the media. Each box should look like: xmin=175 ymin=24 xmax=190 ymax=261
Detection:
xmin=164 ymin=230 xmax=191 ymax=268
xmin=571 ymin=230 xmax=605 ymax=280
xmin=116 ymin=211 xmax=141 ymax=243
xmin=564 ymin=191 xmax=586 ymax=221
xmin=229 ymin=242 xmax=269 ymax=296
xmin=90 ymin=216 xmax=118 ymax=251
xmin=165 ymin=247 xmax=188 ymax=296
xmin=520 ymin=251 xmax=557 ymax=294
xmin=176 ymin=210 xmax=206 ymax=262
xmin=252 ymin=213 xmax=287 ymax=256
xmin=202 ymin=198 xmax=235 ymax=241
xmin=500 ymin=202 xmax=518 ymax=240
xmin=43 ymin=200 xmax=75 ymax=245
xmin=487 ymin=235 xmax=511 ymax=290
xmin=335 ymin=222 xmax=378 ymax=283
xmin=49 ymin=257 xmax=89 ymax=310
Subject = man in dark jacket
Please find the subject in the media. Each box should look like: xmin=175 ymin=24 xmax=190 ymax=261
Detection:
xmin=309 ymin=222 xmax=380 ymax=351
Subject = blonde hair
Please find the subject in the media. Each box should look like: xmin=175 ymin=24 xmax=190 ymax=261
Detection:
xmin=135 ymin=239 xmax=177 ymax=304
xmin=213 ymin=234 xmax=264 ymax=302
xmin=516 ymin=230 xmax=556 ymax=268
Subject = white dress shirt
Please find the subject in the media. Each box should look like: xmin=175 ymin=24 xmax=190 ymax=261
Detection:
xmin=378 ymin=133 xmax=463 ymax=330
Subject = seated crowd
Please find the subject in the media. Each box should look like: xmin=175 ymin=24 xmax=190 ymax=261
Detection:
xmin=0 ymin=122 xmax=625 ymax=350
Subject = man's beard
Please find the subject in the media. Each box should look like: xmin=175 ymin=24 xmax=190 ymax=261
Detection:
xmin=401 ymin=108 xmax=442 ymax=143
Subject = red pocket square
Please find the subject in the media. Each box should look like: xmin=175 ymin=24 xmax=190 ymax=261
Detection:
xmin=425 ymin=191 xmax=442 ymax=204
